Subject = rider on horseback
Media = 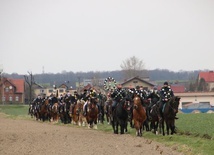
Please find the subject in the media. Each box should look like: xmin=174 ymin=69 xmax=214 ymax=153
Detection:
xmin=83 ymin=88 xmax=98 ymax=116
xmin=70 ymin=91 xmax=80 ymax=115
xmin=80 ymin=89 xmax=88 ymax=102
xmin=159 ymin=82 xmax=178 ymax=120
xmin=111 ymin=84 xmax=126 ymax=112
xmin=146 ymin=87 xmax=160 ymax=120
xmin=134 ymin=85 xmax=147 ymax=105
xmin=49 ymin=93 xmax=58 ymax=107
xmin=29 ymin=95 xmax=42 ymax=115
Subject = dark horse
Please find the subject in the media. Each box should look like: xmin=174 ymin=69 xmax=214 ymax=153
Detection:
xmin=161 ymin=96 xmax=180 ymax=136
xmin=86 ymin=98 xmax=99 ymax=129
xmin=112 ymin=99 xmax=128 ymax=134
xmin=125 ymin=99 xmax=134 ymax=128
xmin=59 ymin=101 xmax=71 ymax=124
xmin=104 ymin=99 xmax=113 ymax=125
xmin=149 ymin=101 xmax=162 ymax=135
xmin=97 ymin=94 xmax=106 ymax=124
xmin=133 ymin=95 xmax=147 ymax=136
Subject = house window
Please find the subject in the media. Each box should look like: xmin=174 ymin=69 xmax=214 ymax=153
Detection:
xmin=15 ymin=96 xmax=19 ymax=102
xmin=49 ymin=89 xmax=53 ymax=93
xmin=5 ymin=87 xmax=9 ymax=92
xmin=59 ymin=89 xmax=64 ymax=93
xmin=2 ymin=96 xmax=5 ymax=101
xmin=40 ymin=89 xmax=44 ymax=93
xmin=9 ymin=96 xmax=13 ymax=101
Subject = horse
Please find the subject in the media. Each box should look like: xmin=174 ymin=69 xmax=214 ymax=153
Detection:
xmin=70 ymin=100 xmax=86 ymax=126
xmin=111 ymin=99 xmax=128 ymax=134
xmin=97 ymin=94 xmax=106 ymax=124
xmin=161 ymin=96 xmax=180 ymax=136
xmin=142 ymin=99 xmax=151 ymax=131
xmin=34 ymin=103 xmax=41 ymax=121
xmin=125 ymin=99 xmax=134 ymax=128
xmin=85 ymin=98 xmax=99 ymax=129
xmin=104 ymin=99 xmax=113 ymax=125
xmin=59 ymin=101 xmax=71 ymax=124
xmin=149 ymin=101 xmax=162 ymax=135
xmin=28 ymin=103 xmax=35 ymax=118
xmin=132 ymin=95 xmax=147 ymax=136
xmin=38 ymin=98 xmax=49 ymax=121
xmin=49 ymin=102 xmax=59 ymax=123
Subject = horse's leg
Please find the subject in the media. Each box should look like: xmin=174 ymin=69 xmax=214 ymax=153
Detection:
xmin=134 ymin=120 xmax=139 ymax=136
xmin=106 ymin=114 xmax=109 ymax=124
xmin=125 ymin=120 xmax=128 ymax=132
xmin=93 ymin=117 xmax=98 ymax=129
xmin=166 ymin=121 xmax=170 ymax=135
xmin=115 ymin=121 xmax=119 ymax=134
xmin=140 ymin=122 xmax=143 ymax=137
xmin=111 ymin=117 xmax=116 ymax=133
xmin=162 ymin=119 xmax=165 ymax=136
xmin=120 ymin=120 xmax=125 ymax=134
xmin=171 ymin=120 xmax=175 ymax=135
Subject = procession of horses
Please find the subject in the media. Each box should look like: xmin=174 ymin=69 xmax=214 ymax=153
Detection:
xmin=28 ymin=78 xmax=180 ymax=137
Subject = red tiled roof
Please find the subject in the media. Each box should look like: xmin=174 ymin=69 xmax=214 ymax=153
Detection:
xmin=199 ymin=71 xmax=214 ymax=82
xmin=170 ymin=85 xmax=186 ymax=93
xmin=9 ymin=79 xmax=25 ymax=93
xmin=157 ymin=85 xmax=185 ymax=93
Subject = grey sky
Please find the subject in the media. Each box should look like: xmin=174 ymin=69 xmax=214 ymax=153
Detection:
xmin=0 ymin=0 xmax=213 ymax=74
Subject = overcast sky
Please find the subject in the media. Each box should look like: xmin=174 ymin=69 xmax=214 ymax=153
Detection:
xmin=0 ymin=0 xmax=213 ymax=74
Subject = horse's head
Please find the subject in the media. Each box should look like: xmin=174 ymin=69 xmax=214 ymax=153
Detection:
xmin=76 ymin=100 xmax=83 ymax=114
xmin=133 ymin=96 xmax=141 ymax=109
xmin=52 ymin=103 xmax=58 ymax=113
xmin=124 ymin=100 xmax=133 ymax=111
xmin=169 ymin=96 xmax=180 ymax=113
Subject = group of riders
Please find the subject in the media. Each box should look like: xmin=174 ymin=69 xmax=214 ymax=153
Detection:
xmin=109 ymin=81 xmax=177 ymax=121
xmin=29 ymin=81 xmax=178 ymax=123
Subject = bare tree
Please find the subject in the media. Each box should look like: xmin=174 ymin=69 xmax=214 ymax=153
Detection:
xmin=24 ymin=71 xmax=35 ymax=105
xmin=120 ymin=56 xmax=145 ymax=79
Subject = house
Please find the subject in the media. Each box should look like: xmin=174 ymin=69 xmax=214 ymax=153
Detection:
xmin=120 ymin=76 xmax=155 ymax=90
xmin=197 ymin=71 xmax=214 ymax=91
xmin=0 ymin=77 xmax=25 ymax=104
xmin=33 ymin=83 xmax=74 ymax=98
xmin=175 ymin=92 xmax=214 ymax=112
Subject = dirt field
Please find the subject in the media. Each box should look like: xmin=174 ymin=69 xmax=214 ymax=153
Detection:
xmin=0 ymin=114 xmax=183 ymax=155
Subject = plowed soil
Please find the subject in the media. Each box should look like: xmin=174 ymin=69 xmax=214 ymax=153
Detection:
xmin=0 ymin=114 xmax=183 ymax=155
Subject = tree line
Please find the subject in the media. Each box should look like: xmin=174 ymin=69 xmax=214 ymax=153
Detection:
xmin=5 ymin=69 xmax=200 ymax=89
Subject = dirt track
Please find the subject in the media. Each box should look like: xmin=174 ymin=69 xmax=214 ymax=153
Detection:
xmin=0 ymin=114 xmax=183 ymax=155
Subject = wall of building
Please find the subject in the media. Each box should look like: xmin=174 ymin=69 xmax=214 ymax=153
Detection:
xmin=122 ymin=81 xmax=153 ymax=90
xmin=175 ymin=92 xmax=214 ymax=109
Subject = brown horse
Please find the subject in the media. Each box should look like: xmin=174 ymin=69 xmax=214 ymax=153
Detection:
xmin=133 ymin=96 xmax=147 ymax=136
xmin=50 ymin=103 xmax=59 ymax=123
xmin=162 ymin=96 xmax=180 ymax=136
xmin=86 ymin=98 xmax=99 ymax=129
xmin=39 ymin=98 xmax=49 ymax=121
xmin=70 ymin=100 xmax=86 ymax=126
